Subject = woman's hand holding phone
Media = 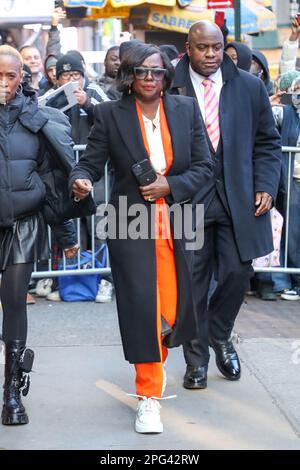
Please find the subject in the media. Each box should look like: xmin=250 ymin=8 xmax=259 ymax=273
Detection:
xmin=140 ymin=174 xmax=171 ymax=202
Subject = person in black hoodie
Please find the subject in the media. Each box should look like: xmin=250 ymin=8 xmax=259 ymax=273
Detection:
xmin=225 ymin=41 xmax=252 ymax=72
xmin=251 ymin=49 xmax=274 ymax=95
xmin=0 ymin=45 xmax=82 ymax=426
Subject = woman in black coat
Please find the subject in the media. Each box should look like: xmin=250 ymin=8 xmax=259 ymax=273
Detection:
xmin=0 ymin=45 xmax=79 ymax=427
xmin=70 ymin=43 xmax=213 ymax=434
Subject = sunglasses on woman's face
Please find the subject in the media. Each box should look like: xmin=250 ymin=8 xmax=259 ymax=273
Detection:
xmin=133 ymin=67 xmax=166 ymax=81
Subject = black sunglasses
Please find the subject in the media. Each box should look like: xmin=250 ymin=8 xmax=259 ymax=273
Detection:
xmin=133 ymin=67 xmax=166 ymax=81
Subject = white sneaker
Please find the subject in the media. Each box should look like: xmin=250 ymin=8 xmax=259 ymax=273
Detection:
xmin=95 ymin=280 xmax=114 ymax=303
xmin=28 ymin=284 xmax=37 ymax=294
xmin=36 ymin=278 xmax=53 ymax=297
xmin=281 ymin=289 xmax=300 ymax=301
xmin=46 ymin=290 xmax=61 ymax=302
xmin=135 ymin=398 xmax=163 ymax=434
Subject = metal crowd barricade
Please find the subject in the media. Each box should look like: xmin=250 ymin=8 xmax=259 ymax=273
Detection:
xmin=254 ymin=146 xmax=300 ymax=275
xmin=31 ymin=145 xmax=300 ymax=278
xmin=31 ymin=145 xmax=111 ymax=278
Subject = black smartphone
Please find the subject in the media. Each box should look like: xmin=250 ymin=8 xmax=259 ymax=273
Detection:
xmin=131 ymin=159 xmax=157 ymax=186
xmin=280 ymin=93 xmax=293 ymax=106
xmin=280 ymin=93 xmax=300 ymax=106
xmin=54 ymin=0 xmax=65 ymax=9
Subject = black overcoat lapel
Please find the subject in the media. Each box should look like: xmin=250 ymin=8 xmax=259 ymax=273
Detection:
xmin=111 ymin=94 xmax=148 ymax=164
xmin=161 ymin=93 xmax=182 ymax=175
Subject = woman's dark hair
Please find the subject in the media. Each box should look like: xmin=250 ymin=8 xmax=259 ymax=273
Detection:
xmin=116 ymin=43 xmax=174 ymax=94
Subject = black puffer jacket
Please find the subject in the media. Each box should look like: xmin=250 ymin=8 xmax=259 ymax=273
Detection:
xmin=0 ymin=93 xmax=85 ymax=248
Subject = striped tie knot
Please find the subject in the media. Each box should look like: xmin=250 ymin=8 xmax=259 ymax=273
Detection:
xmin=202 ymin=78 xmax=213 ymax=88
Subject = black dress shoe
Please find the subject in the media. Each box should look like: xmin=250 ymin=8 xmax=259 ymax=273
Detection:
xmin=183 ymin=365 xmax=207 ymax=389
xmin=209 ymin=338 xmax=241 ymax=381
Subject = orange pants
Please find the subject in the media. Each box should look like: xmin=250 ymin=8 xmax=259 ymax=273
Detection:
xmin=134 ymin=235 xmax=177 ymax=398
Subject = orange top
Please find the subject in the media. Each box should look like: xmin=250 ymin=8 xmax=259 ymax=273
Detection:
xmin=136 ymin=98 xmax=174 ymax=244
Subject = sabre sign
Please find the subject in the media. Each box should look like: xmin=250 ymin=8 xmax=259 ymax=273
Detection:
xmin=207 ymin=0 xmax=234 ymax=8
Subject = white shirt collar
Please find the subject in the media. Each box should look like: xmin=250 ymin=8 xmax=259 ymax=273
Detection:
xmin=189 ymin=64 xmax=223 ymax=87
xmin=142 ymin=103 xmax=159 ymax=123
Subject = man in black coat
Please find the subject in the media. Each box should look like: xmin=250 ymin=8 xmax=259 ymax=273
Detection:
xmin=170 ymin=21 xmax=282 ymax=389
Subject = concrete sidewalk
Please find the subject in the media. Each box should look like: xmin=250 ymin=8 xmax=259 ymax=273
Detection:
xmin=0 ymin=297 xmax=299 ymax=450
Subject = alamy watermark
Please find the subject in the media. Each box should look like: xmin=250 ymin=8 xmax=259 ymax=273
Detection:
xmin=95 ymin=196 xmax=204 ymax=251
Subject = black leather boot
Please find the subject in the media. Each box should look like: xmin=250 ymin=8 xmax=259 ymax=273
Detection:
xmin=1 ymin=340 xmax=34 ymax=426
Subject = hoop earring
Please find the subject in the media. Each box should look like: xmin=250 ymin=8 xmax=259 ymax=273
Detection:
xmin=160 ymin=90 xmax=164 ymax=97
xmin=16 ymin=83 xmax=23 ymax=95
xmin=128 ymin=86 xmax=132 ymax=95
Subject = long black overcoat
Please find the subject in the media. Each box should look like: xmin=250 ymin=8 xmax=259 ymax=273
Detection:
xmin=171 ymin=54 xmax=282 ymax=262
xmin=69 ymin=93 xmax=213 ymax=363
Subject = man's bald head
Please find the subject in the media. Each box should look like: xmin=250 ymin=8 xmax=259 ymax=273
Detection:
xmin=186 ymin=20 xmax=224 ymax=76
xmin=188 ymin=21 xmax=224 ymax=45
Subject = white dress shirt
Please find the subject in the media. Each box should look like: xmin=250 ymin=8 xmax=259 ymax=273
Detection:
xmin=142 ymin=104 xmax=166 ymax=175
xmin=189 ymin=65 xmax=223 ymax=120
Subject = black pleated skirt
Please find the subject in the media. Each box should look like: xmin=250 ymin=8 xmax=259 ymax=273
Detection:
xmin=0 ymin=213 xmax=49 ymax=270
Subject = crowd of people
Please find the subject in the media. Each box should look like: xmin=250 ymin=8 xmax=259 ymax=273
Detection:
xmin=0 ymin=8 xmax=299 ymax=435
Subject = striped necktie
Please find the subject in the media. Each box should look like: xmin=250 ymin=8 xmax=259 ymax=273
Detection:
xmin=202 ymin=78 xmax=220 ymax=151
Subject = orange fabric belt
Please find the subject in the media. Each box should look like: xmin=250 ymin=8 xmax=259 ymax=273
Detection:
xmin=134 ymin=99 xmax=178 ymax=398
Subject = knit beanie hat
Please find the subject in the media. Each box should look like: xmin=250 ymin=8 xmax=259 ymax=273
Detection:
xmin=45 ymin=55 xmax=58 ymax=70
xmin=279 ymin=70 xmax=300 ymax=91
xmin=56 ymin=53 xmax=84 ymax=78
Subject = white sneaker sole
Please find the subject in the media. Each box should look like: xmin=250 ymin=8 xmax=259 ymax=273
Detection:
xmin=281 ymin=295 xmax=300 ymax=301
xmin=135 ymin=420 xmax=163 ymax=434
xmin=95 ymin=298 xmax=113 ymax=303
